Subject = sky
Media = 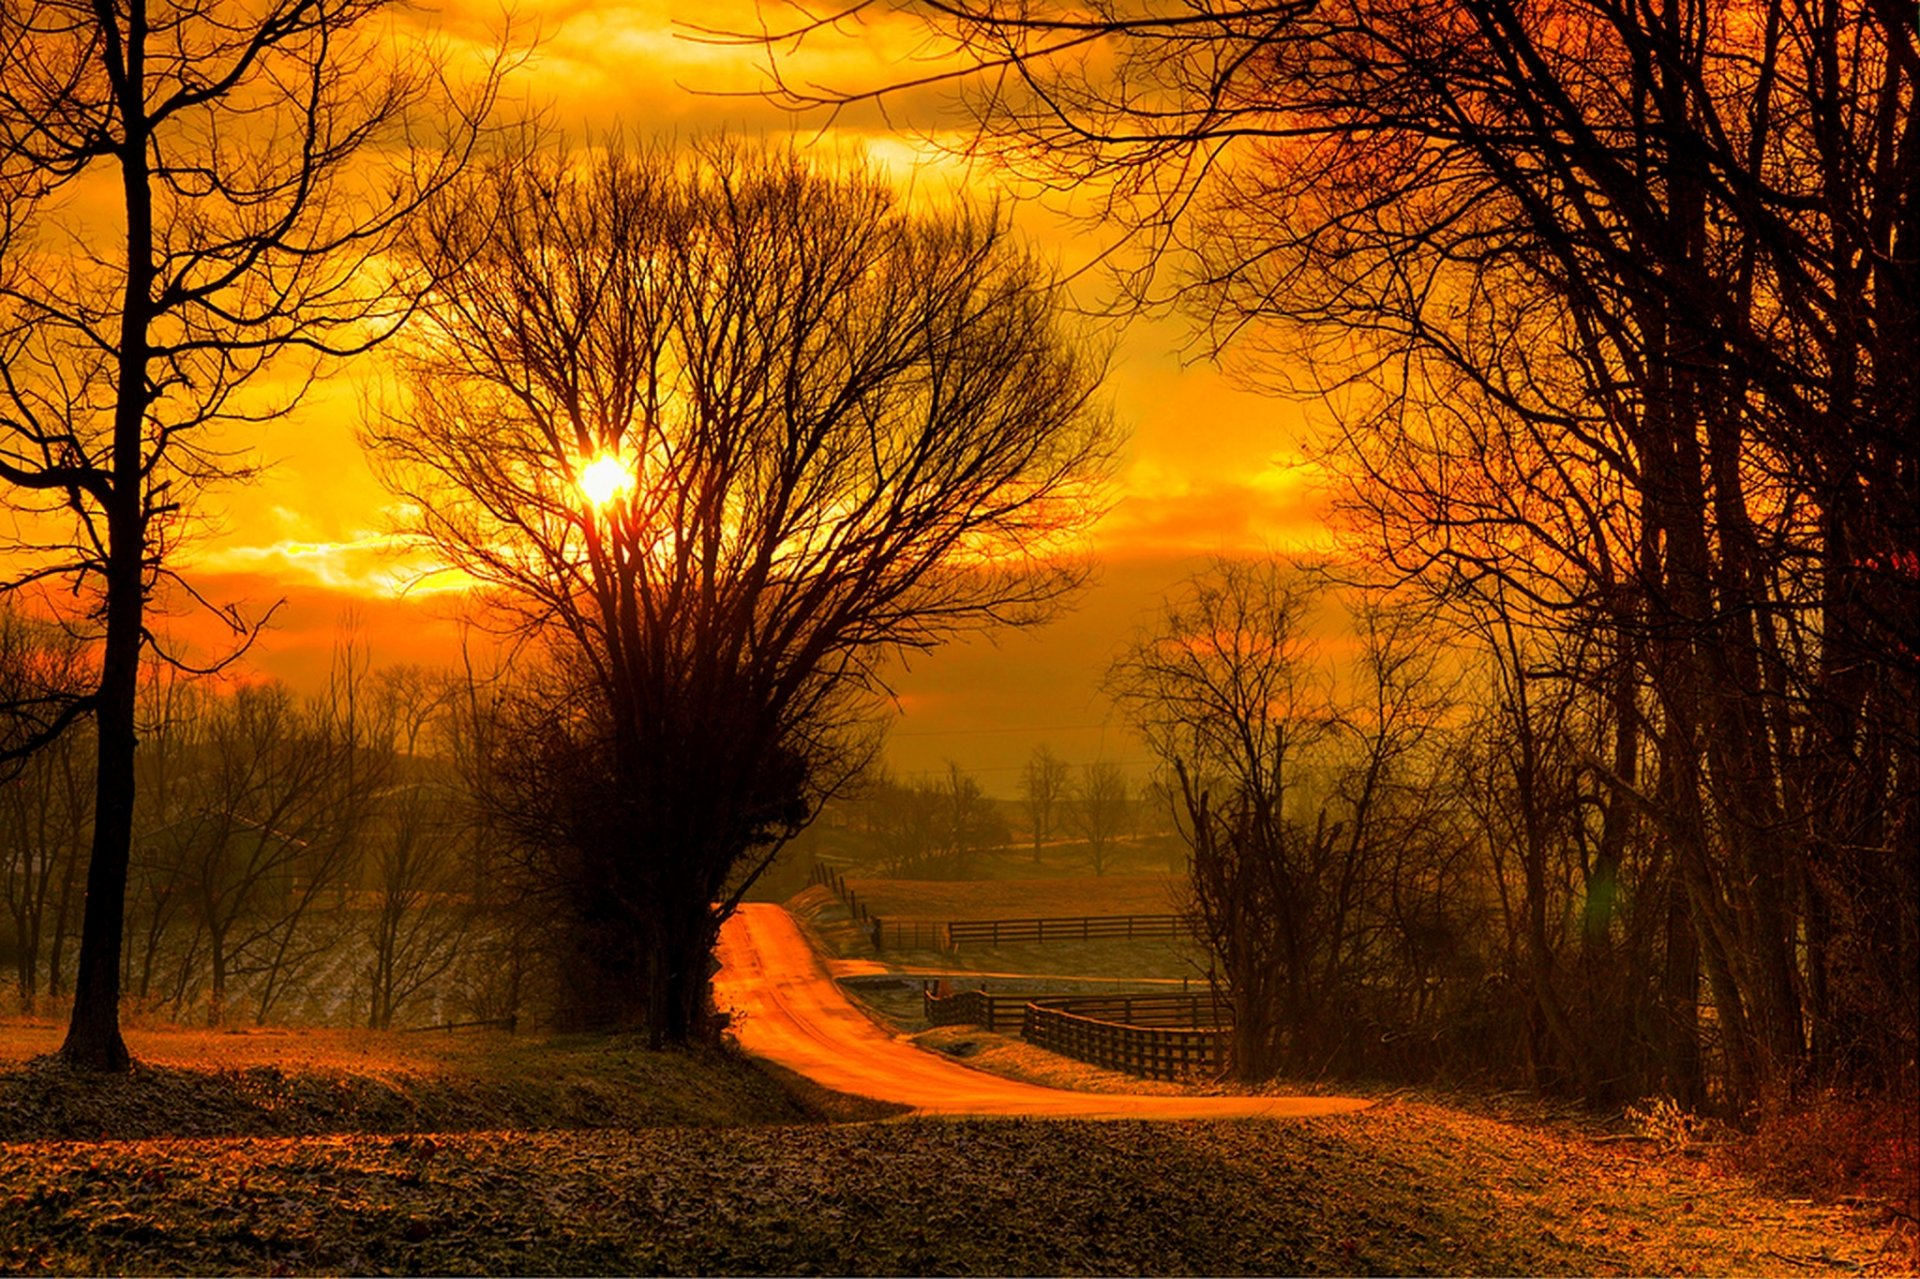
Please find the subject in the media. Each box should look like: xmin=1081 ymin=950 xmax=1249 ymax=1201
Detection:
xmin=160 ymin=0 xmax=1336 ymax=794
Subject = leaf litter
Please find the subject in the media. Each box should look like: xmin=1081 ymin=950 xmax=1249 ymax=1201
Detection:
xmin=0 ymin=1022 xmax=1907 ymax=1275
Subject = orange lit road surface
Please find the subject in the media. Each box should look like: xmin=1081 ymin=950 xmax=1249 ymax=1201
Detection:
xmin=712 ymin=903 xmax=1373 ymax=1120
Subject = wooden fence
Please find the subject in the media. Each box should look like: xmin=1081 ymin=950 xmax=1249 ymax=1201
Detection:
xmin=874 ymin=919 xmax=950 ymax=951
xmin=923 ymin=988 xmax=1048 ymax=1032
xmin=808 ymin=862 xmax=883 ymax=946
xmin=1021 ymin=1003 xmax=1228 ymax=1081
xmin=944 ymin=914 xmax=1184 ymax=948
xmin=921 ymin=987 xmax=1230 ymax=1079
xmin=922 ymin=988 xmax=1222 ymax=1031
xmin=1028 ymin=992 xmax=1223 ymax=1028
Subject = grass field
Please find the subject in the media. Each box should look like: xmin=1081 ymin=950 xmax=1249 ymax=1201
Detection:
xmin=842 ymin=873 xmax=1187 ymax=920
xmin=791 ymin=884 xmax=1211 ymax=985
xmin=0 ymin=1088 xmax=1906 ymax=1275
xmin=0 ymin=1019 xmax=807 ymax=1142
xmin=0 ymin=1011 xmax=1909 ymax=1274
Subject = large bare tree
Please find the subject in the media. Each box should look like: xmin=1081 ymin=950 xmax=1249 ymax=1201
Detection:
xmin=0 ymin=0 xmax=506 ymax=1068
xmin=369 ymin=135 xmax=1116 ymax=1042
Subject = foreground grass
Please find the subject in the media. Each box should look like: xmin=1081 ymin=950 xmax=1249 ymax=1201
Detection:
xmin=0 ymin=1021 xmax=808 ymax=1141
xmin=1 ymin=1103 xmax=1905 ymax=1275
xmin=2 ymin=1015 xmax=1908 ymax=1276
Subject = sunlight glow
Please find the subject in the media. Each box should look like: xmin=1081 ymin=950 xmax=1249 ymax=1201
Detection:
xmin=577 ymin=454 xmax=634 ymax=508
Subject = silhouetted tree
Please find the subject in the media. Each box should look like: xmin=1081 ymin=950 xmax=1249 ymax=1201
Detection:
xmin=1074 ymin=760 xmax=1130 ymax=877
xmin=370 ymin=135 xmax=1116 ymax=1043
xmin=1113 ymin=562 xmax=1478 ymax=1080
xmin=0 ymin=0 xmax=507 ymax=1068
xmin=1023 ymin=743 xmax=1070 ymax=863
xmin=1110 ymin=562 xmax=1332 ymax=1076
xmin=0 ymin=611 xmax=93 ymax=1007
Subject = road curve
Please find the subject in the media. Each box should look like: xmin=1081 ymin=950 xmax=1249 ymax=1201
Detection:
xmin=712 ymin=903 xmax=1372 ymax=1120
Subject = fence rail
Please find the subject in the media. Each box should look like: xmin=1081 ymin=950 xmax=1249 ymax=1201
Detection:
xmin=874 ymin=919 xmax=951 ymax=951
xmin=923 ymin=988 xmax=1223 ymax=1032
xmin=808 ymin=862 xmax=882 ymax=947
xmin=1031 ymin=992 xmax=1224 ymax=1028
xmin=922 ymin=987 xmax=1230 ymax=1079
xmin=922 ymin=988 xmax=1042 ymax=1032
xmin=944 ymin=914 xmax=1184 ymax=948
xmin=1021 ymin=1003 xmax=1228 ymax=1081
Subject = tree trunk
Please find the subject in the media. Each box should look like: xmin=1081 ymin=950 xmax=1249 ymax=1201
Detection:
xmin=60 ymin=639 xmax=137 ymax=1069
xmin=58 ymin=0 xmax=153 ymax=1074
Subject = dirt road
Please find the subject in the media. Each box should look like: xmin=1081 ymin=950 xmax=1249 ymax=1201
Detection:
xmin=712 ymin=903 xmax=1370 ymax=1119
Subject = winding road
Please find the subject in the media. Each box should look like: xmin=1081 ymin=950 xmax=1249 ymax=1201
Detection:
xmin=712 ymin=902 xmax=1371 ymax=1120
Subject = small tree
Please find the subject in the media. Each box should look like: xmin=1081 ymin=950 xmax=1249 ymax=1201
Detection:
xmin=371 ymin=136 xmax=1115 ymax=1042
xmin=362 ymin=665 xmax=468 ymax=1030
xmin=1022 ymin=743 xmax=1070 ymax=863
xmin=0 ymin=611 xmax=93 ymax=1007
xmin=1075 ymin=761 xmax=1131 ymax=877
xmin=1109 ymin=561 xmax=1332 ymax=1077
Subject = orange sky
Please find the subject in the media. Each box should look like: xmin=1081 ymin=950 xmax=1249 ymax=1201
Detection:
xmin=161 ymin=1 xmax=1334 ymax=792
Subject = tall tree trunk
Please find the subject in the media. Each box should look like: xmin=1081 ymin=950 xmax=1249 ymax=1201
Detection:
xmin=59 ymin=0 xmax=154 ymax=1073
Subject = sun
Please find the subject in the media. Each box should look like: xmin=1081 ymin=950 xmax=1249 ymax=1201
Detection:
xmin=577 ymin=453 xmax=634 ymax=508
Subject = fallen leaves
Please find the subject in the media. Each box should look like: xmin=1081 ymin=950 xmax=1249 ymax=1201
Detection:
xmin=0 ymin=1021 xmax=1906 ymax=1276
xmin=0 ymin=1112 xmax=1903 ymax=1276
xmin=0 ymin=1034 xmax=808 ymax=1143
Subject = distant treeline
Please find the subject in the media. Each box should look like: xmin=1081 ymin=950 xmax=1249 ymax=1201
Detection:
xmin=0 ymin=618 xmax=531 ymax=1031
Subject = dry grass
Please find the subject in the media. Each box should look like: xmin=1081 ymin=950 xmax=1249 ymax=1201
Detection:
xmin=0 ymin=1105 xmax=1906 ymax=1275
xmin=1713 ymin=1091 xmax=1920 ymax=1237
xmin=0 ymin=1016 xmax=1908 ymax=1274
xmin=0 ymin=1020 xmax=809 ymax=1141
xmin=0 ymin=1017 xmax=499 ymax=1073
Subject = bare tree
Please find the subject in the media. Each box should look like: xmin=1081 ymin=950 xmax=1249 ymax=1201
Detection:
xmin=1110 ymin=561 xmax=1331 ymax=1076
xmin=362 ymin=780 xmax=469 ymax=1030
xmin=359 ymin=663 xmax=470 ymax=1030
xmin=164 ymin=670 xmax=378 ymax=1025
xmin=1074 ymin=760 xmax=1131 ymax=877
xmin=123 ymin=661 xmax=204 ymax=1012
xmin=1022 ymin=742 xmax=1070 ymax=863
xmin=0 ymin=0 xmax=508 ymax=1068
xmin=0 ymin=611 xmax=92 ymax=1007
xmin=369 ymin=135 xmax=1116 ymax=1042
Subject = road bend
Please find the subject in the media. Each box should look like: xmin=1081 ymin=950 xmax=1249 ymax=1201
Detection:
xmin=711 ymin=902 xmax=1372 ymax=1120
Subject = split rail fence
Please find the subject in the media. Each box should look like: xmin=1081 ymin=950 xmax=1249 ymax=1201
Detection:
xmin=943 ymin=915 xmax=1183 ymax=948
xmin=923 ymin=987 xmax=1230 ymax=1080
xmin=1021 ymin=1003 xmax=1228 ymax=1081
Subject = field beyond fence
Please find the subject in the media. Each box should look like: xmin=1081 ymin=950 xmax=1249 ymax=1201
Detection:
xmin=809 ymin=864 xmax=1190 ymax=953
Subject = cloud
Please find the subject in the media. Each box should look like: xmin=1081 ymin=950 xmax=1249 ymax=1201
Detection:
xmin=184 ymin=533 xmax=468 ymax=599
xmin=1099 ymin=471 xmax=1337 ymax=559
xmin=148 ymin=568 xmax=482 ymax=694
